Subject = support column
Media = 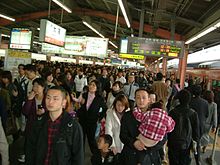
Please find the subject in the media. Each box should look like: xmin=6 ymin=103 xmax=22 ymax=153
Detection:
xmin=76 ymin=56 xmax=79 ymax=64
xmin=177 ymin=58 xmax=182 ymax=79
xmin=139 ymin=5 xmax=145 ymax=37
xmin=180 ymin=47 xmax=188 ymax=89
xmin=156 ymin=60 xmax=160 ymax=73
xmin=162 ymin=58 xmax=167 ymax=75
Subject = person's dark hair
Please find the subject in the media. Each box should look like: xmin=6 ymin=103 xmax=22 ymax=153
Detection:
xmin=165 ymin=78 xmax=171 ymax=82
xmin=204 ymin=90 xmax=214 ymax=103
xmin=176 ymin=89 xmax=191 ymax=105
xmin=48 ymin=86 xmax=67 ymax=99
xmin=176 ymin=79 xmax=180 ymax=84
xmin=151 ymin=100 xmax=163 ymax=109
xmin=32 ymin=78 xmax=47 ymax=89
xmin=25 ymin=64 xmax=36 ymax=72
xmin=1 ymin=71 xmax=12 ymax=83
xmin=18 ymin=64 xmax=25 ymax=69
xmin=89 ymin=79 xmax=101 ymax=95
xmin=113 ymin=94 xmax=129 ymax=110
xmin=43 ymin=70 xmax=53 ymax=80
xmin=100 ymin=134 xmax=113 ymax=147
xmin=135 ymin=88 xmax=149 ymax=97
xmin=83 ymin=85 xmax=89 ymax=93
xmin=156 ymin=72 xmax=163 ymax=81
xmin=191 ymin=85 xmax=202 ymax=97
xmin=112 ymin=81 xmax=123 ymax=89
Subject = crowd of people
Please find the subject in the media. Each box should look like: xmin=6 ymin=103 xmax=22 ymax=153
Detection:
xmin=0 ymin=61 xmax=219 ymax=165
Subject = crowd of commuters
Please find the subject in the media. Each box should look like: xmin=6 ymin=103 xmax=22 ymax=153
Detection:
xmin=0 ymin=61 xmax=219 ymax=165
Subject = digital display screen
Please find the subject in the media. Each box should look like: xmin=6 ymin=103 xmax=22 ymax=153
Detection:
xmin=127 ymin=37 xmax=184 ymax=58
xmin=9 ymin=28 xmax=33 ymax=50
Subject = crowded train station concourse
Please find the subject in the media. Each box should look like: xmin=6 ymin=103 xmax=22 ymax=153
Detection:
xmin=0 ymin=0 xmax=220 ymax=165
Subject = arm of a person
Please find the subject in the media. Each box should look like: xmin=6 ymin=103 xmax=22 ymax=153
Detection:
xmin=105 ymin=111 xmax=116 ymax=147
xmin=213 ymin=103 xmax=218 ymax=128
xmin=119 ymin=113 xmax=136 ymax=150
xmin=22 ymin=99 xmax=34 ymax=116
xmin=25 ymin=121 xmax=38 ymax=165
xmin=191 ymin=112 xmax=200 ymax=142
xmin=99 ymin=97 xmax=108 ymax=120
xmin=71 ymin=120 xmax=84 ymax=165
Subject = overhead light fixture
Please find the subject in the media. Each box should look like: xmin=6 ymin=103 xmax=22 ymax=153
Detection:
xmin=1 ymin=34 xmax=10 ymax=38
xmin=158 ymin=57 xmax=163 ymax=60
xmin=118 ymin=0 xmax=131 ymax=28
xmin=109 ymin=41 xmax=118 ymax=48
xmin=0 ymin=13 xmax=15 ymax=22
xmin=186 ymin=19 xmax=220 ymax=44
xmin=52 ymin=0 xmax=72 ymax=13
xmin=37 ymin=28 xmax=40 ymax=31
xmin=131 ymin=34 xmax=134 ymax=37
xmin=82 ymin=21 xmax=105 ymax=38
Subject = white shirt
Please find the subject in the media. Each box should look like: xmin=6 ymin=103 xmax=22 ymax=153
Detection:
xmin=74 ymin=75 xmax=87 ymax=92
xmin=116 ymin=76 xmax=126 ymax=84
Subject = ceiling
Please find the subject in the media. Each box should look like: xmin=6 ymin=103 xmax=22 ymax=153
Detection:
xmin=0 ymin=0 xmax=220 ymax=62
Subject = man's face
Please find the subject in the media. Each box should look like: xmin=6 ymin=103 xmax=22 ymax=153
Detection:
xmin=102 ymin=70 xmax=108 ymax=77
xmin=97 ymin=137 xmax=108 ymax=150
xmin=26 ymin=70 xmax=35 ymax=80
xmin=46 ymin=89 xmax=66 ymax=112
xmin=128 ymin=76 xmax=135 ymax=83
xmin=135 ymin=90 xmax=150 ymax=110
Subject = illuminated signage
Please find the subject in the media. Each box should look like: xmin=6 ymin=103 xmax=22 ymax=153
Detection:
xmin=9 ymin=28 xmax=33 ymax=50
xmin=39 ymin=19 xmax=66 ymax=46
xmin=119 ymin=53 xmax=145 ymax=60
xmin=64 ymin=36 xmax=108 ymax=58
xmin=125 ymin=37 xmax=184 ymax=58
xmin=41 ymin=43 xmax=64 ymax=54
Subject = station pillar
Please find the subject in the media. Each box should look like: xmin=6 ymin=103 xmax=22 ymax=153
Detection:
xmin=162 ymin=58 xmax=167 ymax=76
xmin=180 ymin=46 xmax=188 ymax=89
xmin=156 ymin=60 xmax=160 ymax=73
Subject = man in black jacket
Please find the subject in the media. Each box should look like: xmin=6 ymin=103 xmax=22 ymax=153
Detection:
xmin=168 ymin=89 xmax=200 ymax=165
xmin=190 ymin=85 xmax=209 ymax=165
xmin=25 ymin=86 xmax=84 ymax=165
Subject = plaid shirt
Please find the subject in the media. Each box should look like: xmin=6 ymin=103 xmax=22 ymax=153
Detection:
xmin=133 ymin=107 xmax=175 ymax=141
xmin=44 ymin=116 xmax=62 ymax=165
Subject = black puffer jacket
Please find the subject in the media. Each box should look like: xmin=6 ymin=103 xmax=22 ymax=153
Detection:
xmin=25 ymin=111 xmax=84 ymax=165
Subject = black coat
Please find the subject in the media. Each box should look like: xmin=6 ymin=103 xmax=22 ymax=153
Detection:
xmin=190 ymin=96 xmax=209 ymax=137
xmin=91 ymin=150 xmax=116 ymax=165
xmin=78 ymin=92 xmax=107 ymax=125
xmin=120 ymin=111 xmax=165 ymax=165
xmin=25 ymin=111 xmax=84 ymax=165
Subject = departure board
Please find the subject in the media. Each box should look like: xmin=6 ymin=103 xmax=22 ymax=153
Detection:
xmin=127 ymin=37 xmax=184 ymax=58
xmin=10 ymin=28 xmax=33 ymax=50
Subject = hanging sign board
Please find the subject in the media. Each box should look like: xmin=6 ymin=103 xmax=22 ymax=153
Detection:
xmin=39 ymin=19 xmax=66 ymax=46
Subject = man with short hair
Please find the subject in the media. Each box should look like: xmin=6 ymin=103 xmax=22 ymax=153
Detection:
xmin=123 ymin=73 xmax=139 ymax=110
xmin=25 ymin=86 xmax=84 ymax=165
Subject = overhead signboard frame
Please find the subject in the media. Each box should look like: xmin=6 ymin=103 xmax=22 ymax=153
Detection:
xmin=9 ymin=28 xmax=33 ymax=50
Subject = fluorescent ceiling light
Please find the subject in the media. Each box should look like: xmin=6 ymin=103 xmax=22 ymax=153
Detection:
xmin=118 ymin=0 xmax=130 ymax=28
xmin=82 ymin=21 xmax=105 ymax=38
xmin=1 ymin=34 xmax=10 ymax=38
xmin=186 ymin=19 xmax=220 ymax=44
xmin=37 ymin=28 xmax=40 ymax=31
xmin=109 ymin=41 xmax=118 ymax=48
xmin=52 ymin=0 xmax=72 ymax=13
xmin=0 ymin=13 xmax=15 ymax=21
xmin=158 ymin=57 xmax=163 ymax=60
xmin=131 ymin=34 xmax=134 ymax=37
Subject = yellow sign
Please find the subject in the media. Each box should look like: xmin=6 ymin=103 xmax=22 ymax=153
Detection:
xmin=8 ymin=50 xmax=31 ymax=58
xmin=119 ymin=53 xmax=145 ymax=60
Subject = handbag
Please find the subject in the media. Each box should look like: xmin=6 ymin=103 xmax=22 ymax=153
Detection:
xmin=5 ymin=110 xmax=18 ymax=136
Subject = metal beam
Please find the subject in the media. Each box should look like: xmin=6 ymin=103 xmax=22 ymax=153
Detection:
xmin=74 ymin=8 xmax=183 ymax=40
xmin=59 ymin=21 xmax=82 ymax=26
xmin=102 ymin=0 xmax=112 ymax=13
xmin=0 ymin=3 xmax=21 ymax=13
xmin=18 ymin=0 xmax=38 ymax=10
xmin=68 ymin=30 xmax=92 ymax=35
xmin=127 ymin=2 xmax=202 ymax=27
xmin=0 ymin=9 xmax=63 ymax=26
xmin=86 ymin=0 xmax=95 ymax=9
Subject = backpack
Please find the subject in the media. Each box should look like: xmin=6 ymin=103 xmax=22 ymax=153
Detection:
xmin=168 ymin=109 xmax=192 ymax=150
